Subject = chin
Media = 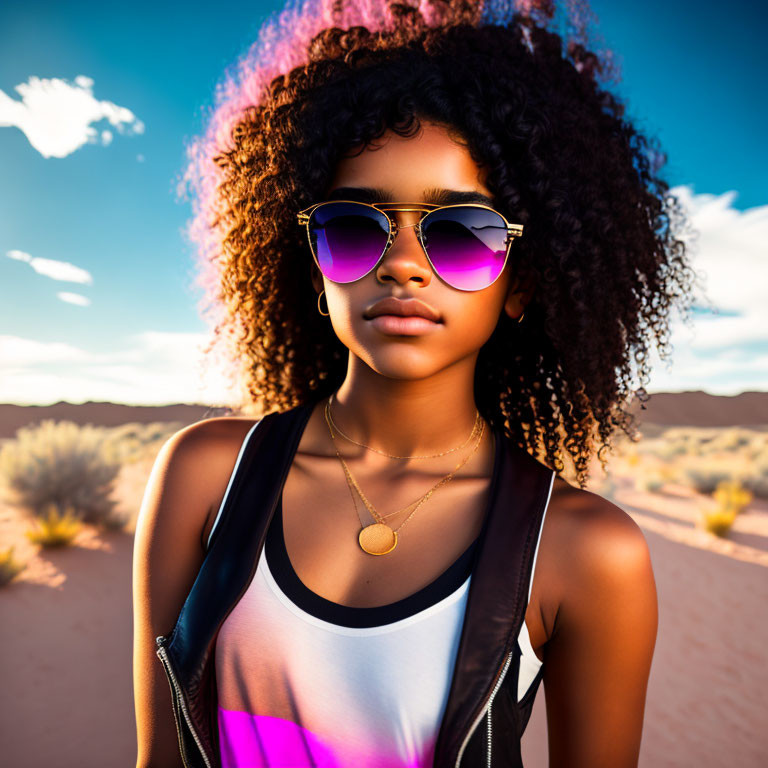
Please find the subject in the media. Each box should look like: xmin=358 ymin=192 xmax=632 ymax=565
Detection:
xmin=356 ymin=344 xmax=456 ymax=380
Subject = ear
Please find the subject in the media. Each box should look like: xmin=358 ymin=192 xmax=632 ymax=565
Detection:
xmin=503 ymin=270 xmax=534 ymax=321
xmin=310 ymin=262 xmax=324 ymax=294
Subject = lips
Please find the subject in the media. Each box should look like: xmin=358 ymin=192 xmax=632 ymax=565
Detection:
xmin=363 ymin=296 xmax=442 ymax=323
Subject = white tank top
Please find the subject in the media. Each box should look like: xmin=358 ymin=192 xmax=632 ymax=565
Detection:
xmin=213 ymin=431 xmax=550 ymax=767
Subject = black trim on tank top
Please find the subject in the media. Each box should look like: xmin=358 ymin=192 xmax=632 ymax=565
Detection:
xmin=265 ymin=489 xmax=480 ymax=628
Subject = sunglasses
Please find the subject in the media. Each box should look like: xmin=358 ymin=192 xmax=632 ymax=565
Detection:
xmin=296 ymin=200 xmax=524 ymax=292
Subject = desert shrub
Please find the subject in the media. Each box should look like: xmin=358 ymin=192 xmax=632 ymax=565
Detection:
xmin=101 ymin=421 xmax=185 ymax=465
xmin=741 ymin=457 xmax=768 ymax=500
xmin=751 ymin=434 xmax=768 ymax=459
xmin=0 ymin=545 xmax=26 ymax=586
xmin=651 ymin=441 xmax=689 ymax=460
xmin=635 ymin=476 xmax=664 ymax=493
xmin=713 ymin=480 xmax=752 ymax=515
xmin=684 ymin=467 xmax=735 ymax=495
xmin=743 ymin=475 xmax=768 ymax=500
xmin=700 ymin=479 xmax=751 ymax=539
xmin=708 ymin=428 xmax=754 ymax=453
xmin=638 ymin=428 xmax=712 ymax=460
xmin=0 ymin=419 xmax=121 ymax=525
xmin=657 ymin=465 xmax=679 ymax=484
xmin=25 ymin=502 xmax=82 ymax=547
xmin=701 ymin=506 xmax=736 ymax=538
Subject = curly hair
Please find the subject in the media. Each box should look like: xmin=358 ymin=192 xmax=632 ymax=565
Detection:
xmin=180 ymin=0 xmax=694 ymax=486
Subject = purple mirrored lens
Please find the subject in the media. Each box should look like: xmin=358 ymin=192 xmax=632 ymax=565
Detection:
xmin=422 ymin=207 xmax=509 ymax=290
xmin=309 ymin=202 xmax=390 ymax=283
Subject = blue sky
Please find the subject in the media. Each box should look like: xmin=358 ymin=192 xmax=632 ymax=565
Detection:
xmin=1 ymin=0 xmax=766 ymax=406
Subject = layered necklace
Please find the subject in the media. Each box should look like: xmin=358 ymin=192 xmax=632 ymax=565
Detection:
xmin=323 ymin=392 xmax=484 ymax=556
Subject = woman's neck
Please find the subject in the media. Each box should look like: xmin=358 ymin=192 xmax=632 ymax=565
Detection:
xmin=329 ymin=353 xmax=483 ymax=461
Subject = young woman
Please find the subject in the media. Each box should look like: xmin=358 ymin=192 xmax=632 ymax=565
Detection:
xmin=133 ymin=2 xmax=693 ymax=766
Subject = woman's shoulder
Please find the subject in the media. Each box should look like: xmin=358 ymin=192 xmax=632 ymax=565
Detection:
xmin=547 ymin=475 xmax=650 ymax=564
xmin=548 ymin=473 xmax=640 ymax=524
xmin=547 ymin=476 xmax=645 ymax=551
xmin=165 ymin=416 xmax=262 ymax=489
xmin=157 ymin=416 xmax=263 ymax=551
xmin=543 ymin=475 xmax=655 ymax=626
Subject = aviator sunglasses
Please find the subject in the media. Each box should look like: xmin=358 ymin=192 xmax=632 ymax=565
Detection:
xmin=296 ymin=200 xmax=524 ymax=292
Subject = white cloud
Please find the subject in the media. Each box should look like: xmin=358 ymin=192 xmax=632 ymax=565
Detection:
xmin=6 ymin=249 xmax=93 ymax=284
xmin=645 ymin=186 xmax=768 ymax=393
xmin=672 ymin=186 xmax=768 ymax=324
xmin=0 ymin=336 xmax=92 ymax=365
xmin=0 ymin=75 xmax=144 ymax=158
xmin=57 ymin=292 xmax=91 ymax=306
xmin=0 ymin=333 xmax=239 ymax=407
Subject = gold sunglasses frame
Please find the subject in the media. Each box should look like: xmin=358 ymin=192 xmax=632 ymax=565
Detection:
xmin=296 ymin=200 xmax=524 ymax=291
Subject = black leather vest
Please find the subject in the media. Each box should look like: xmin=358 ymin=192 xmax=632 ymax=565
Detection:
xmin=155 ymin=400 xmax=554 ymax=767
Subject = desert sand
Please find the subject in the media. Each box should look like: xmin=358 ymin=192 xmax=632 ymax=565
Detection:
xmin=1 ymin=426 xmax=767 ymax=767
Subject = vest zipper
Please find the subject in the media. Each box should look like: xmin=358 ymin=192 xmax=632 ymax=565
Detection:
xmin=156 ymin=636 xmax=213 ymax=768
xmin=454 ymin=647 xmax=515 ymax=768
xmin=486 ymin=707 xmax=493 ymax=768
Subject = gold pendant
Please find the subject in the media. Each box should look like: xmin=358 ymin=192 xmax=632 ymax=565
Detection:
xmin=358 ymin=522 xmax=398 ymax=555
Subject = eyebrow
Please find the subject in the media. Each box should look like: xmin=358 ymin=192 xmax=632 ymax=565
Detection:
xmin=325 ymin=186 xmax=496 ymax=207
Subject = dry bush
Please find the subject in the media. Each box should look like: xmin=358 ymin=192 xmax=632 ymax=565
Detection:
xmin=708 ymin=428 xmax=755 ymax=453
xmin=0 ymin=545 xmax=26 ymax=587
xmin=635 ymin=475 xmax=665 ymax=493
xmin=685 ymin=466 xmax=737 ymax=495
xmin=700 ymin=479 xmax=752 ymax=539
xmin=743 ymin=459 xmax=768 ymax=499
xmin=25 ymin=502 xmax=82 ymax=547
xmin=702 ymin=506 xmax=737 ymax=537
xmin=713 ymin=480 xmax=753 ymax=515
xmin=101 ymin=421 xmax=186 ymax=465
xmin=0 ymin=420 xmax=121 ymax=526
xmin=628 ymin=427 xmax=768 ymax=499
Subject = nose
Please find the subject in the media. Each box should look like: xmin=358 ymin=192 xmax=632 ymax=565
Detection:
xmin=374 ymin=211 xmax=433 ymax=287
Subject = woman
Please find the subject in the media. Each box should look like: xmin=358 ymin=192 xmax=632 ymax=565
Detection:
xmin=133 ymin=1 xmax=693 ymax=766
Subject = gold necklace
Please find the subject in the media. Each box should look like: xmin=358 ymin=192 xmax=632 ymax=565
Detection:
xmin=323 ymin=402 xmax=482 ymax=523
xmin=327 ymin=391 xmax=480 ymax=459
xmin=324 ymin=398 xmax=484 ymax=555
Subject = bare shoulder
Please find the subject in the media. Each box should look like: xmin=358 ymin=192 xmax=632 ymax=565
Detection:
xmin=547 ymin=475 xmax=653 ymax=582
xmin=171 ymin=416 xmax=261 ymax=549
xmin=536 ymin=475 xmax=656 ymax=642
xmin=139 ymin=416 xmax=261 ymax=553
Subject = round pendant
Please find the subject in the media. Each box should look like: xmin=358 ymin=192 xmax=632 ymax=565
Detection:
xmin=358 ymin=523 xmax=398 ymax=555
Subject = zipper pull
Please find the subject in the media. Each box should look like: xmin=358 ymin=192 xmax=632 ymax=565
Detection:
xmin=156 ymin=635 xmax=166 ymax=648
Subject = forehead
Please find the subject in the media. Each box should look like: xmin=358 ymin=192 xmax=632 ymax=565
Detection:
xmin=326 ymin=121 xmax=491 ymax=202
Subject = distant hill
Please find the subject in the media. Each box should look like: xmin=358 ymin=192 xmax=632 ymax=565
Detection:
xmin=0 ymin=400 xmax=235 ymax=439
xmin=0 ymin=391 xmax=766 ymax=439
xmin=627 ymin=391 xmax=768 ymax=428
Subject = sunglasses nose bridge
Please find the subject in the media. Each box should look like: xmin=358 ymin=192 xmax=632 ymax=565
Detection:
xmin=381 ymin=213 xmax=428 ymax=261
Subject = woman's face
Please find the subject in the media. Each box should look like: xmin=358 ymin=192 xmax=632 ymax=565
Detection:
xmin=310 ymin=120 xmax=528 ymax=381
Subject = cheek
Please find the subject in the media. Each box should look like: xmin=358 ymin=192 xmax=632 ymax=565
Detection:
xmin=456 ymin=296 xmax=505 ymax=345
xmin=323 ymin=286 xmax=357 ymax=341
xmin=452 ymin=281 xmax=509 ymax=338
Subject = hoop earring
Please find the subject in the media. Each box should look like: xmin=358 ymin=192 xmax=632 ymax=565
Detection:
xmin=517 ymin=312 xmax=525 ymax=324
xmin=317 ymin=289 xmax=330 ymax=316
